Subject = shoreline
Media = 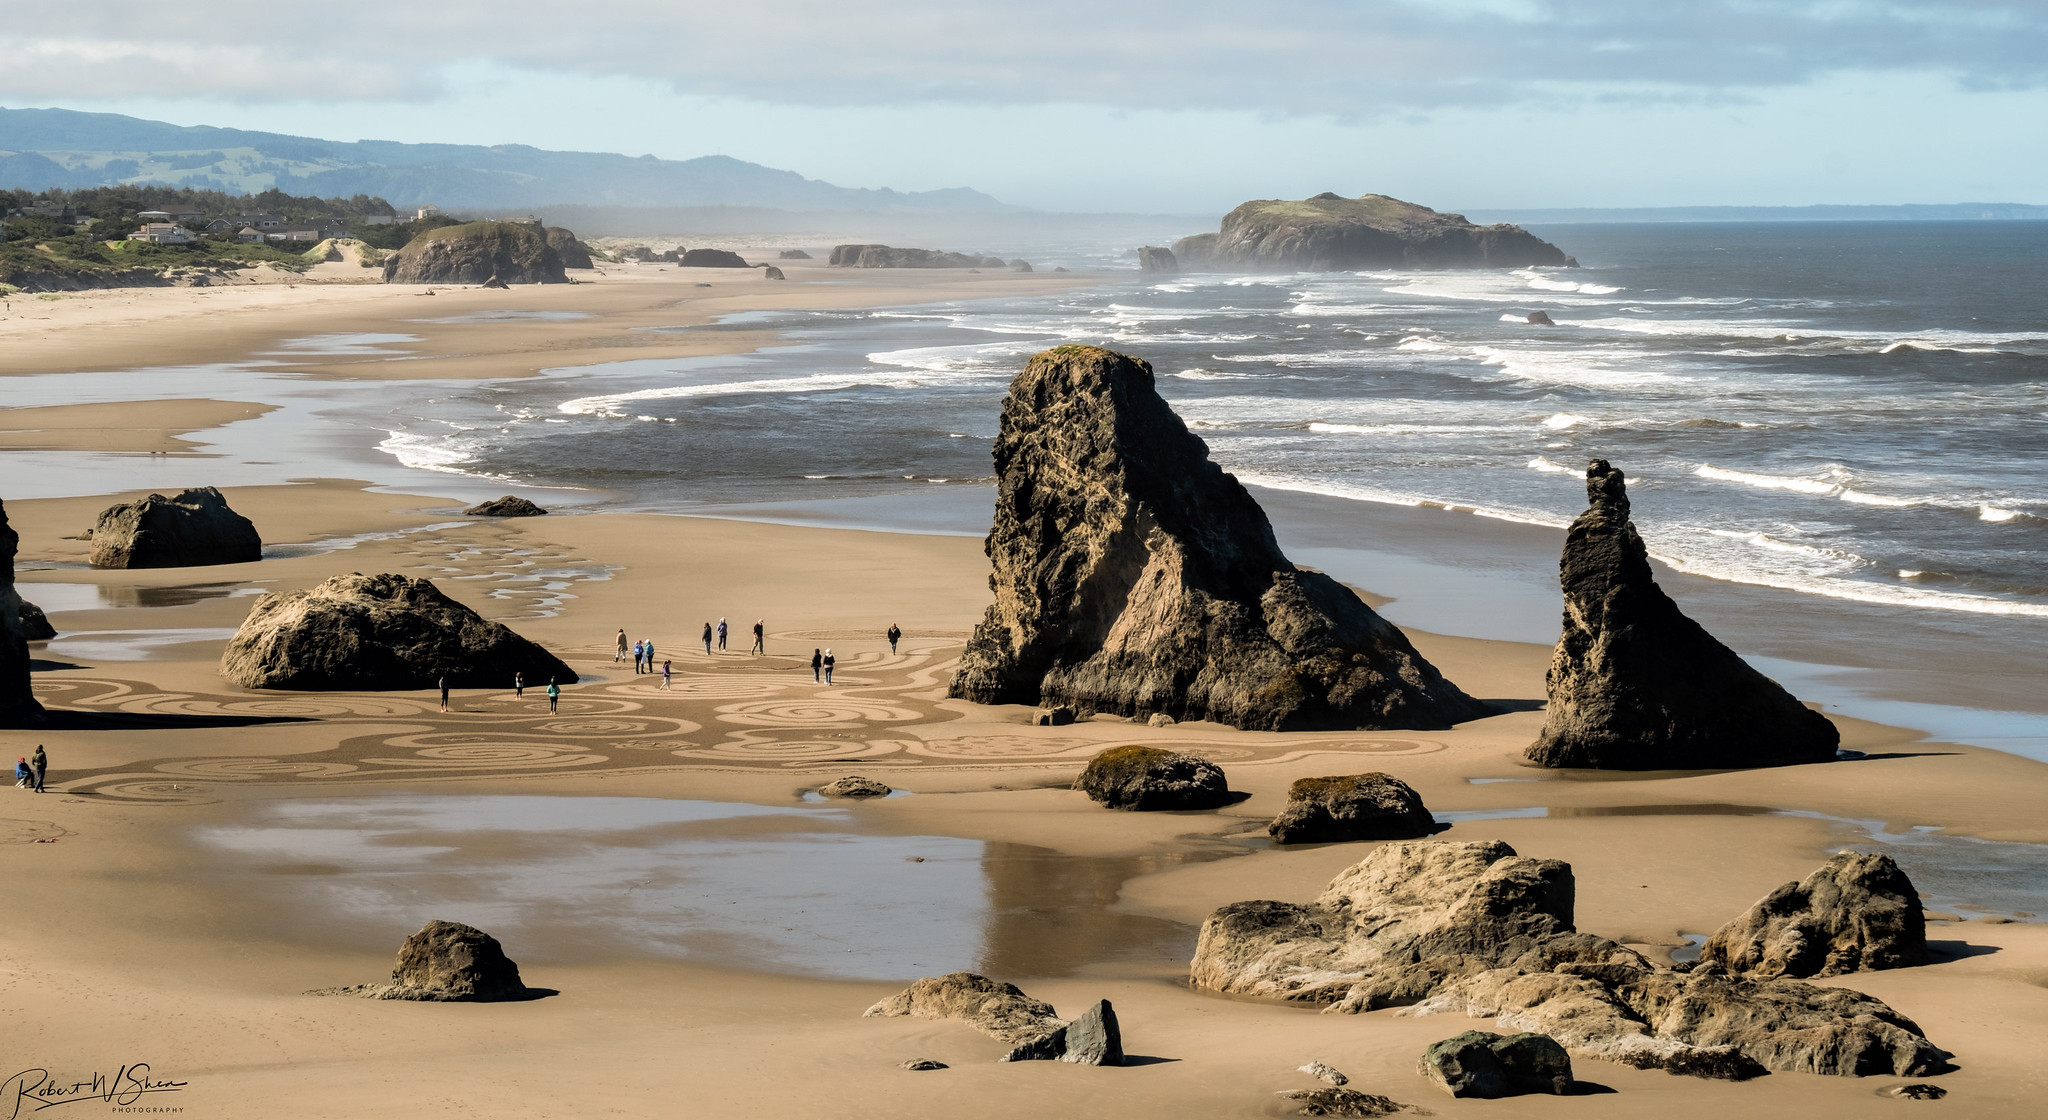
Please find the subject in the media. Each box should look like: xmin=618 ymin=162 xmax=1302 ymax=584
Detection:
xmin=4 ymin=273 xmax=2047 ymax=1117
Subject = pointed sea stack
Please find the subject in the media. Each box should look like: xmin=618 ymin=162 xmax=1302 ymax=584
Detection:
xmin=1526 ymin=461 xmax=1838 ymax=769
xmin=0 ymin=499 xmax=46 ymax=727
xmin=949 ymin=345 xmax=1487 ymax=731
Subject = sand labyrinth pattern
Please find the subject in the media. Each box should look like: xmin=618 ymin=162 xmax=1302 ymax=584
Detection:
xmin=30 ymin=645 xmax=1457 ymax=799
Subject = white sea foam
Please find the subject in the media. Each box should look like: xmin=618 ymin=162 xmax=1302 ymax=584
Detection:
xmin=1526 ymin=457 xmax=1573 ymax=473
xmin=1838 ymin=489 xmax=1919 ymax=508
xmin=1307 ymin=422 xmax=1522 ymax=435
xmin=1544 ymin=413 xmax=1590 ymax=429
xmin=1695 ymin=463 xmax=1841 ymax=495
xmin=559 ymin=373 xmax=931 ymax=416
xmin=1981 ymin=505 xmax=2019 ymax=522
xmin=378 ymin=430 xmax=483 ymax=475
xmin=1514 ymin=269 xmax=1622 ymax=296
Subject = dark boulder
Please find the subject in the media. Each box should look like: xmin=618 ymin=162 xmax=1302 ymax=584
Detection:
xmin=1525 ymin=460 xmax=1839 ymax=770
xmin=1268 ymin=772 xmax=1438 ymax=844
xmin=219 ymin=572 xmax=575 ymax=690
xmin=948 ymin=345 xmax=1488 ymax=731
xmin=17 ymin=600 xmax=55 ymax=641
xmin=1527 ymin=310 xmax=1555 ymax=326
xmin=0 ymin=500 xmax=45 ymax=727
xmin=1074 ymin=745 xmax=1230 ymax=811
xmin=1171 ymin=194 xmax=1570 ymax=272
xmin=1138 ymin=246 xmax=1179 ymax=274
xmin=1033 ymin=704 xmax=1076 ymax=726
xmin=382 ymin=221 xmax=567 ymax=285
xmin=464 ymin=495 xmax=547 ymax=517
xmin=778 ymin=249 xmax=812 ymax=260
xmin=1001 ymin=999 xmax=1123 ymax=1065
xmin=762 ymin=265 xmax=786 ymax=280
xmin=1009 ymin=259 xmax=1033 ymax=272
xmin=681 ymin=248 xmax=750 ymax=268
xmin=1273 ymin=1089 xmax=1406 ymax=1117
xmin=818 ymin=775 xmax=892 ymax=798
xmin=90 ymin=486 xmax=261 ymax=569
xmin=1699 ymin=851 xmax=1927 ymax=978
xmin=617 ymin=245 xmax=657 ymax=262
xmin=899 ymin=1059 xmax=947 ymax=1071
xmin=383 ymin=919 xmax=529 ymax=1001
xmin=542 ymin=226 xmax=595 ymax=269
xmin=1419 ymin=1030 xmax=1573 ymax=1098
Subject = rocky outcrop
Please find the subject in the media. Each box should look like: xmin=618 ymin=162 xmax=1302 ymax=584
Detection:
xmin=1008 ymin=259 xmax=1033 ymax=273
xmin=1074 ymin=746 xmax=1230 ymax=811
xmin=829 ymin=244 xmax=990 ymax=268
xmin=315 ymin=919 xmax=533 ymax=1001
xmin=681 ymin=248 xmax=749 ymax=268
xmin=1267 ymin=773 xmax=1438 ymax=844
xmin=17 ymin=601 xmax=54 ymax=641
xmin=762 ymin=265 xmax=785 ymax=280
xmin=382 ymin=221 xmax=567 ymax=285
xmin=778 ymin=249 xmax=812 ymax=260
xmin=1000 ymin=999 xmax=1123 ymax=1065
xmin=463 ymin=496 xmax=547 ymax=517
xmin=219 ymin=572 xmax=574 ymax=690
xmin=90 ymin=487 xmax=261 ymax=569
xmin=1698 ymin=851 xmax=1927 ymax=979
xmin=1525 ymin=461 xmax=1840 ymax=770
xmin=0 ymin=500 xmax=45 ymax=727
xmin=1172 ymin=194 xmax=1571 ymax=272
xmin=1527 ymin=311 xmax=1555 ymax=326
xmin=542 ymin=226 xmax=595 ymax=269
xmin=1419 ymin=1031 xmax=1573 ymax=1098
xmin=1274 ymin=1089 xmax=1406 ymax=1117
xmin=864 ymin=973 xmax=1064 ymax=1045
xmin=818 ymin=775 xmax=892 ymax=798
xmin=1191 ymin=840 xmax=1639 ymax=1010
xmin=1299 ymin=1061 xmax=1348 ymax=1086
xmin=1137 ymin=246 xmax=1178 ymax=274
xmin=948 ymin=345 xmax=1487 ymax=731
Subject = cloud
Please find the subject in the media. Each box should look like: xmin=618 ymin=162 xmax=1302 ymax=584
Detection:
xmin=2 ymin=1 xmax=2044 ymax=112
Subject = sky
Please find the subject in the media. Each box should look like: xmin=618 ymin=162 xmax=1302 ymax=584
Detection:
xmin=5 ymin=0 xmax=2047 ymax=212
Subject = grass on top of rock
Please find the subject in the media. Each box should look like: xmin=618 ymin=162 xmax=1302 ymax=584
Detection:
xmin=1231 ymin=193 xmax=1466 ymax=232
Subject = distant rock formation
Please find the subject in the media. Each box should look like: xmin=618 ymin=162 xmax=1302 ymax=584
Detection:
xmin=1191 ymin=839 xmax=1951 ymax=1078
xmin=1525 ymin=461 xmax=1840 ymax=770
xmin=16 ymin=600 xmax=55 ymax=641
xmin=1267 ymin=772 xmax=1438 ymax=844
xmin=90 ymin=487 xmax=261 ymax=569
xmin=463 ymin=496 xmax=547 ymax=517
xmin=778 ymin=249 xmax=812 ymax=260
xmin=1527 ymin=311 xmax=1555 ymax=326
xmin=1172 ymin=194 xmax=1572 ymax=272
xmin=1137 ymin=246 xmax=1178 ymax=274
xmin=818 ymin=775 xmax=892 ymax=798
xmin=1419 ymin=1031 xmax=1574 ymax=1098
xmin=864 ymin=973 xmax=1065 ymax=1045
xmin=948 ymin=345 xmax=1487 ymax=731
xmin=0 ymin=499 xmax=45 ymax=727
xmin=762 ymin=265 xmax=785 ymax=280
xmin=220 ymin=572 xmax=574 ymax=690
xmin=313 ymin=920 xmax=534 ymax=1002
xmin=1008 ymin=259 xmax=1033 ymax=272
xmin=1699 ymin=851 xmax=1927 ymax=979
xmin=616 ymin=245 xmax=659 ymax=262
xmin=681 ymin=248 xmax=750 ymax=268
xmin=542 ymin=226 xmax=595 ymax=269
xmin=1074 ymin=746 xmax=1231 ymax=811
xmin=829 ymin=244 xmax=1000 ymax=268
xmin=382 ymin=221 xmax=568 ymax=285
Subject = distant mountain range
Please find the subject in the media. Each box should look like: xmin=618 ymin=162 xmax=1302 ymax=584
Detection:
xmin=0 ymin=106 xmax=1012 ymax=213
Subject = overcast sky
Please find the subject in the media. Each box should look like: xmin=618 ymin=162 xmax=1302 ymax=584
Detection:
xmin=6 ymin=0 xmax=2046 ymax=211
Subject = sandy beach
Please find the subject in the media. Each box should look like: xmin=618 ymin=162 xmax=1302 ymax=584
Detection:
xmin=2 ymin=266 xmax=2043 ymax=1118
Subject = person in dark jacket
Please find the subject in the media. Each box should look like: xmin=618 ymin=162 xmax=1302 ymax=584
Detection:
xmin=810 ymin=648 xmax=823 ymax=682
xmin=886 ymin=624 xmax=901 ymax=654
xmin=29 ymin=744 xmax=47 ymax=793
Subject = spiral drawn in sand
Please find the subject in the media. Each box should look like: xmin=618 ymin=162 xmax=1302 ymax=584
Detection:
xmin=673 ymin=738 xmax=906 ymax=763
xmin=144 ymin=695 xmax=431 ymax=719
xmin=908 ymin=735 xmax=1100 ymax=759
xmin=154 ymin=758 xmax=362 ymax=780
xmin=714 ymin=698 xmax=922 ymax=728
xmin=623 ymin=678 xmax=790 ymax=700
xmin=68 ymin=776 xmax=220 ymax=805
xmin=525 ymin=716 xmax=696 ymax=737
xmin=360 ymin=736 xmax=605 ymax=770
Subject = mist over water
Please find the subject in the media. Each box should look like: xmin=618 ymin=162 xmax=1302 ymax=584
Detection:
xmin=377 ymin=221 xmax=2048 ymax=625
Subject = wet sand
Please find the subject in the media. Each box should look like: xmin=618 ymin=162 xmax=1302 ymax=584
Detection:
xmin=2 ymin=273 xmax=2046 ymax=1118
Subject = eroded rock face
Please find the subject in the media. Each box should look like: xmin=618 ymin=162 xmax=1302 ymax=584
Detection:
xmin=1190 ymin=840 xmax=1640 ymax=1010
xmin=681 ymin=248 xmax=749 ymax=268
xmin=464 ymin=496 xmax=547 ymax=517
xmin=1001 ymin=999 xmax=1123 ymax=1065
xmin=0 ymin=499 xmax=45 ymax=727
xmin=1172 ymin=194 xmax=1571 ymax=272
xmin=1525 ymin=461 xmax=1839 ymax=770
xmin=1699 ymin=851 xmax=1927 ymax=979
xmin=219 ymin=572 xmax=574 ymax=690
xmin=818 ymin=775 xmax=892 ymax=798
xmin=948 ymin=346 xmax=1487 ymax=731
xmin=543 ymin=226 xmax=595 ymax=269
xmin=382 ymin=221 xmax=567 ymax=285
xmin=863 ymin=972 xmax=1064 ymax=1045
xmin=1418 ymin=1030 xmax=1573 ymax=1098
xmin=382 ymin=919 xmax=530 ymax=1001
xmin=90 ymin=486 xmax=261 ymax=569
xmin=1074 ymin=745 xmax=1230 ymax=811
xmin=1137 ymin=246 xmax=1178 ymax=274
xmin=829 ymin=244 xmax=988 ymax=268
xmin=1268 ymin=772 xmax=1438 ymax=844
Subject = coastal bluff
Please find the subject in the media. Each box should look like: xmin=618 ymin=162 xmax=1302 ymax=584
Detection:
xmin=383 ymin=221 xmax=569 ymax=285
xmin=949 ymin=344 xmax=1488 ymax=731
xmin=1173 ymin=193 xmax=1572 ymax=271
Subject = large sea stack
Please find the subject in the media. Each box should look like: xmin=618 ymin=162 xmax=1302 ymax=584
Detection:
xmin=90 ymin=486 xmax=261 ymax=568
xmin=1526 ymin=461 xmax=1839 ymax=770
xmin=220 ymin=572 xmax=574 ymax=690
xmin=1173 ymin=193 xmax=1571 ymax=272
xmin=949 ymin=345 xmax=1487 ymax=731
xmin=383 ymin=221 xmax=568 ymax=285
xmin=0 ymin=499 xmax=45 ymax=727
xmin=542 ymin=226 xmax=595 ymax=269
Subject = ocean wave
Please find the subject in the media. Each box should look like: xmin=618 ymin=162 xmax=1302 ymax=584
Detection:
xmin=1648 ymin=538 xmax=2048 ymax=618
xmin=1544 ymin=413 xmax=1590 ymax=430
xmin=1468 ymin=346 xmax=1680 ymax=388
xmin=1695 ymin=463 xmax=1842 ymax=495
xmin=378 ymin=429 xmax=485 ymax=476
xmin=1307 ymin=422 xmax=1524 ymax=435
xmin=1527 ymin=456 xmax=1574 ymax=473
xmin=1513 ymin=268 xmax=1622 ymax=296
xmin=559 ymin=373 xmax=936 ymax=416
